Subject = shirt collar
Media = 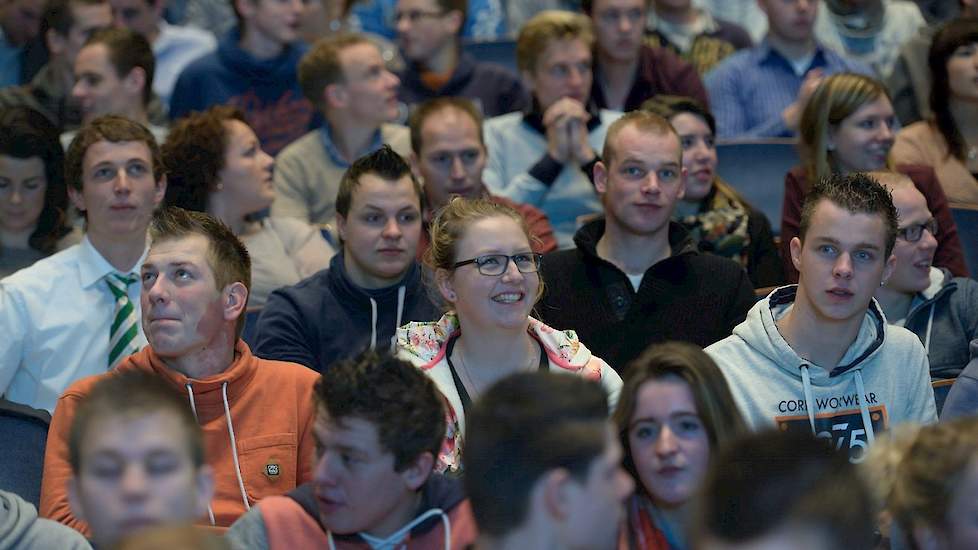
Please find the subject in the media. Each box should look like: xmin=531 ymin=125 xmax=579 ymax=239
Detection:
xmin=757 ymin=38 xmax=829 ymax=70
xmin=319 ymin=123 xmax=384 ymax=169
xmin=77 ymin=234 xmax=150 ymax=289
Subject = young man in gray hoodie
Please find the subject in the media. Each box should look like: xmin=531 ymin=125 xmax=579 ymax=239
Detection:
xmin=706 ymin=172 xmax=937 ymax=463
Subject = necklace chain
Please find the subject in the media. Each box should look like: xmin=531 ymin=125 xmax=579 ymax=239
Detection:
xmin=454 ymin=339 xmax=538 ymax=397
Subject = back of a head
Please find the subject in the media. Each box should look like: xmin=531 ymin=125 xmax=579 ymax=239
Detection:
xmin=84 ymin=27 xmax=155 ymax=107
xmin=798 ymin=171 xmax=898 ymax=257
xmin=464 ymin=371 xmax=608 ymax=537
xmin=890 ymin=418 xmax=978 ymax=549
xmin=696 ymin=430 xmax=876 ymax=550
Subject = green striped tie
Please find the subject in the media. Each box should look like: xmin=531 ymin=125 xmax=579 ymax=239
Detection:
xmin=106 ymin=273 xmax=140 ymax=368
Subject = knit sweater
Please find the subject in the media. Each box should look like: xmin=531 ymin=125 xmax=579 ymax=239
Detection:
xmin=271 ymin=124 xmax=411 ymax=225
xmin=537 ymin=219 xmax=755 ymax=373
xmin=891 ymin=121 xmax=978 ymax=209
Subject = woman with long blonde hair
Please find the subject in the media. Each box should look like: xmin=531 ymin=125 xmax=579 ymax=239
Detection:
xmin=780 ymin=72 xmax=966 ymax=282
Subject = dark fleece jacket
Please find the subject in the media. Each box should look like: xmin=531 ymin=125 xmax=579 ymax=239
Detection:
xmin=537 ymin=219 xmax=755 ymax=373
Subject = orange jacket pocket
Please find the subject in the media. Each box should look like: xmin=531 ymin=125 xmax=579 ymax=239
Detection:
xmin=236 ymin=432 xmax=298 ymax=503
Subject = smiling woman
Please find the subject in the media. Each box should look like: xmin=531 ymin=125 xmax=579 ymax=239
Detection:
xmin=395 ymin=197 xmax=622 ymax=472
xmin=162 ymin=106 xmax=335 ymax=308
xmin=0 ymin=107 xmax=79 ymax=278
xmin=780 ymin=72 xmax=968 ymax=282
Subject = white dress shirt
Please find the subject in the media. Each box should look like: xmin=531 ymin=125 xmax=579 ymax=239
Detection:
xmin=0 ymin=236 xmax=148 ymax=412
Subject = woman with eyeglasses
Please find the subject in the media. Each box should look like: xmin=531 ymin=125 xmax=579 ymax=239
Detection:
xmin=873 ymin=171 xmax=978 ymax=415
xmin=396 ymin=197 xmax=622 ymax=472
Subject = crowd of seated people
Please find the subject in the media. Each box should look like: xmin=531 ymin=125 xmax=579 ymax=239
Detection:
xmin=3 ymin=0 xmax=978 ymax=547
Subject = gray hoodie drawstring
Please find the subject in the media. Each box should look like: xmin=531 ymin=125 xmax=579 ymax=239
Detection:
xmin=854 ymin=370 xmax=876 ymax=445
xmin=798 ymin=364 xmax=876 ymax=446
xmin=923 ymin=303 xmax=935 ymax=355
xmin=328 ymin=508 xmax=451 ymax=550
xmin=369 ymin=297 xmax=379 ymax=351
xmin=800 ymin=364 xmax=817 ymax=432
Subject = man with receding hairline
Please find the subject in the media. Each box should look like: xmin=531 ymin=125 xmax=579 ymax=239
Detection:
xmin=538 ymin=110 xmax=754 ymax=373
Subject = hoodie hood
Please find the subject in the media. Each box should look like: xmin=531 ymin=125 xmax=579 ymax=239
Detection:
xmin=0 ymin=490 xmax=36 ymax=547
xmin=217 ymin=27 xmax=306 ymax=84
xmin=287 ymin=474 xmax=467 ymax=543
xmin=737 ymin=285 xmax=887 ymax=381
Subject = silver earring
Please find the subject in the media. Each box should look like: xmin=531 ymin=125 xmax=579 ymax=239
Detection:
xmin=880 ymin=280 xmax=886 ymax=287
xmin=216 ymin=182 xmax=224 ymax=191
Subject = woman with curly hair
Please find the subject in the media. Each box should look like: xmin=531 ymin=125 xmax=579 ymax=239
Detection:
xmin=162 ymin=106 xmax=334 ymax=308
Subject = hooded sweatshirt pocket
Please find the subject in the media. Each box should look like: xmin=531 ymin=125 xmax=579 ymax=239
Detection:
xmin=237 ymin=433 xmax=298 ymax=503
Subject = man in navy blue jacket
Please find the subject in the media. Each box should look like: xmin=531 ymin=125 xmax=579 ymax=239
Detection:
xmin=253 ymin=146 xmax=440 ymax=373
xmin=168 ymin=0 xmax=316 ymax=155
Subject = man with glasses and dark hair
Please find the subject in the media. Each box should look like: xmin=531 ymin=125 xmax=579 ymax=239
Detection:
xmin=255 ymin=145 xmax=440 ymax=374
xmin=871 ymin=171 xmax=978 ymax=414
xmin=408 ymin=97 xmax=556 ymax=258
xmin=538 ymin=110 xmax=755 ymax=373
xmin=394 ymin=0 xmax=527 ymax=117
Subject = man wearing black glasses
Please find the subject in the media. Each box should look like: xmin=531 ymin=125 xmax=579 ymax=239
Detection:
xmin=537 ymin=110 xmax=754 ymax=373
xmin=393 ymin=0 xmax=527 ymax=117
xmin=872 ymin=171 xmax=978 ymax=415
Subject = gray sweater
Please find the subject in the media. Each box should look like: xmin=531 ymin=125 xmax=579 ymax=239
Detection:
xmin=271 ymin=124 xmax=411 ymax=226
xmin=0 ymin=490 xmax=90 ymax=549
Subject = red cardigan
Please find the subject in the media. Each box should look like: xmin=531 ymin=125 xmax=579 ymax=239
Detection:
xmin=780 ymin=164 xmax=968 ymax=283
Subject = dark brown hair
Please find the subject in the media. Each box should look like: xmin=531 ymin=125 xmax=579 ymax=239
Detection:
xmin=0 ymin=106 xmax=71 ymax=253
xmin=64 ymin=114 xmax=163 ymax=192
xmin=83 ymin=27 xmax=155 ymax=107
xmin=798 ymin=172 xmax=898 ymax=257
xmin=315 ymin=350 xmax=446 ymax=471
xmin=464 ymin=372 xmax=609 ymax=536
xmin=928 ymin=17 xmax=978 ymax=161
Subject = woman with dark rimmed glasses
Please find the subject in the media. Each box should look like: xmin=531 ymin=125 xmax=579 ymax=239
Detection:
xmin=396 ymin=197 xmax=622 ymax=472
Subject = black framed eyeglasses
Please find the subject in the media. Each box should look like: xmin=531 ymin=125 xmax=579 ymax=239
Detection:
xmin=896 ymin=218 xmax=938 ymax=242
xmin=453 ymin=253 xmax=543 ymax=276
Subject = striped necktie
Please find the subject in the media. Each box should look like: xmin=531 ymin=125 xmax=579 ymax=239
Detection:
xmin=106 ymin=273 xmax=140 ymax=368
